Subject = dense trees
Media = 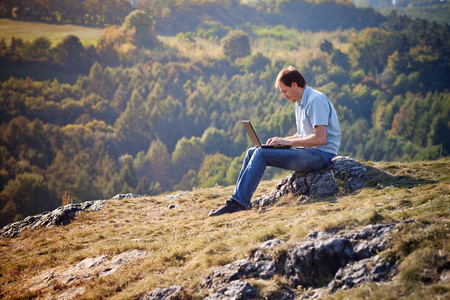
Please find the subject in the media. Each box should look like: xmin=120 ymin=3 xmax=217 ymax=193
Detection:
xmin=2 ymin=0 xmax=388 ymax=34
xmin=1 ymin=0 xmax=132 ymax=25
xmin=0 ymin=1 xmax=449 ymax=227
xmin=0 ymin=10 xmax=160 ymax=81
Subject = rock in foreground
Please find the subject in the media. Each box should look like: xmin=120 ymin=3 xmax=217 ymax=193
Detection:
xmin=1 ymin=193 xmax=139 ymax=239
xmin=199 ymin=222 xmax=411 ymax=299
xmin=1 ymin=200 xmax=107 ymax=239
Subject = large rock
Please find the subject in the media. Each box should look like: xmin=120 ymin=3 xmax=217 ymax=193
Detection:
xmin=204 ymin=280 xmax=257 ymax=300
xmin=284 ymin=223 xmax=396 ymax=287
xmin=0 ymin=200 xmax=107 ymax=239
xmin=141 ymin=285 xmax=188 ymax=300
xmin=327 ymin=254 xmax=395 ymax=291
xmin=251 ymin=156 xmax=367 ymax=209
xmin=0 ymin=193 xmax=140 ymax=239
xmin=200 ymin=222 xmax=412 ymax=298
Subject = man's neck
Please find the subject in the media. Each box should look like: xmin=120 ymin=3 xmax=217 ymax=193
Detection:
xmin=296 ymin=86 xmax=305 ymax=103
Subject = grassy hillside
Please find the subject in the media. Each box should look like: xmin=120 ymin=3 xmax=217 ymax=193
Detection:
xmin=0 ymin=18 xmax=104 ymax=46
xmin=0 ymin=158 xmax=449 ymax=299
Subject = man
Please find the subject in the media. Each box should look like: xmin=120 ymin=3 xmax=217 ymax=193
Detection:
xmin=209 ymin=66 xmax=340 ymax=217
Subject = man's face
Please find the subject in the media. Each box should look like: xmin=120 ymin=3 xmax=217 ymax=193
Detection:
xmin=278 ymin=81 xmax=301 ymax=103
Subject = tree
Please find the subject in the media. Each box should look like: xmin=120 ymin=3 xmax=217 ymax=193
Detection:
xmin=222 ymin=30 xmax=251 ymax=61
xmin=114 ymin=89 xmax=153 ymax=155
xmin=197 ymin=153 xmax=233 ymax=188
xmin=320 ymin=39 xmax=334 ymax=54
xmin=25 ymin=37 xmax=51 ymax=61
xmin=54 ymin=35 xmax=87 ymax=72
xmin=103 ymin=0 xmax=132 ymax=25
xmin=96 ymin=37 xmax=120 ymax=67
xmin=244 ymin=52 xmax=271 ymax=73
xmin=0 ymin=172 xmax=51 ymax=225
xmin=171 ymin=136 xmax=205 ymax=180
xmin=60 ymin=0 xmax=84 ymax=23
xmin=320 ymin=39 xmax=350 ymax=70
xmin=197 ymin=20 xmax=231 ymax=40
xmin=122 ymin=10 xmax=159 ymax=49
xmin=118 ymin=154 xmax=137 ymax=190
xmin=429 ymin=112 xmax=450 ymax=154
xmin=201 ymin=127 xmax=227 ymax=154
xmin=146 ymin=139 xmax=172 ymax=190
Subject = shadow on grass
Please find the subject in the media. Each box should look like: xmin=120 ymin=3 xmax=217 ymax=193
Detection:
xmin=252 ymin=160 xmax=440 ymax=211
xmin=364 ymin=165 xmax=437 ymax=190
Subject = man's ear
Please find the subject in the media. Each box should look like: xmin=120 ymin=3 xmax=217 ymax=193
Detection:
xmin=291 ymin=82 xmax=298 ymax=88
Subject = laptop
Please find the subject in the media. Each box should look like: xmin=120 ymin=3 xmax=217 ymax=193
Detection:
xmin=242 ymin=120 xmax=291 ymax=149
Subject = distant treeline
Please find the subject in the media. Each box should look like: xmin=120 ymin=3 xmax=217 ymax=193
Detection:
xmin=0 ymin=3 xmax=449 ymax=227
xmin=1 ymin=0 xmax=385 ymax=32
xmin=353 ymin=0 xmax=450 ymax=25
xmin=354 ymin=0 xmax=445 ymax=8
xmin=149 ymin=0 xmax=387 ymax=35
xmin=0 ymin=0 xmax=132 ymax=25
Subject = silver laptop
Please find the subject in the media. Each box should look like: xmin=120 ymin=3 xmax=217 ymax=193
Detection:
xmin=242 ymin=120 xmax=291 ymax=149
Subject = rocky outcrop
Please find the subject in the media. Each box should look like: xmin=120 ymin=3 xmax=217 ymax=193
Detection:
xmin=283 ymin=223 xmax=395 ymax=288
xmin=22 ymin=220 xmax=411 ymax=300
xmin=204 ymin=280 xmax=257 ymax=300
xmin=140 ymin=285 xmax=189 ymax=300
xmin=251 ymin=156 xmax=368 ymax=209
xmin=0 ymin=200 xmax=107 ymax=239
xmin=0 ymin=194 xmax=139 ymax=239
xmin=111 ymin=193 xmax=140 ymax=200
xmin=198 ymin=222 xmax=411 ymax=299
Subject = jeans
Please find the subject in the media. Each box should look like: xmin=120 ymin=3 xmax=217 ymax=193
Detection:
xmin=231 ymin=147 xmax=333 ymax=207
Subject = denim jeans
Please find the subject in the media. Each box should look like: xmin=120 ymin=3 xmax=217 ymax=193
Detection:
xmin=231 ymin=147 xmax=333 ymax=207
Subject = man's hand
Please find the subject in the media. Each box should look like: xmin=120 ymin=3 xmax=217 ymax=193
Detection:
xmin=266 ymin=125 xmax=327 ymax=147
xmin=266 ymin=136 xmax=291 ymax=146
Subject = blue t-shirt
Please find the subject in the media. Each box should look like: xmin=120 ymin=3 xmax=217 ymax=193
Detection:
xmin=295 ymin=86 xmax=341 ymax=155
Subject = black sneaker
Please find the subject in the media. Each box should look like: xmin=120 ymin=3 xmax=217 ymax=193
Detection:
xmin=208 ymin=199 xmax=246 ymax=217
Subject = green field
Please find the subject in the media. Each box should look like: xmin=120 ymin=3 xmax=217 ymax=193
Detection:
xmin=0 ymin=18 xmax=104 ymax=46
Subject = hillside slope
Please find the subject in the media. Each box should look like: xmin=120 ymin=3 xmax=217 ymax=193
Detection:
xmin=0 ymin=158 xmax=449 ymax=299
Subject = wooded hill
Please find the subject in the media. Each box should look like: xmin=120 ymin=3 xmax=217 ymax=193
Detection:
xmin=352 ymin=0 xmax=450 ymax=25
xmin=0 ymin=0 xmax=449 ymax=226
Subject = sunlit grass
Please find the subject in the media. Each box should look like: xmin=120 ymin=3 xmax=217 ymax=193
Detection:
xmin=159 ymin=35 xmax=225 ymax=61
xmin=0 ymin=18 xmax=355 ymax=68
xmin=160 ymin=28 xmax=356 ymax=67
xmin=0 ymin=158 xmax=449 ymax=299
xmin=0 ymin=18 xmax=104 ymax=46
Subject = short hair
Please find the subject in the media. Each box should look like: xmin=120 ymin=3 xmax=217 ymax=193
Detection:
xmin=275 ymin=66 xmax=307 ymax=89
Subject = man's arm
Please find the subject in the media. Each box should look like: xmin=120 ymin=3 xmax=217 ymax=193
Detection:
xmin=266 ymin=125 xmax=327 ymax=147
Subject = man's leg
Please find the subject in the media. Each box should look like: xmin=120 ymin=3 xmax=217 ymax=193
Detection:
xmin=230 ymin=147 xmax=269 ymax=208
xmin=209 ymin=147 xmax=331 ymax=216
xmin=209 ymin=147 xmax=258 ymax=216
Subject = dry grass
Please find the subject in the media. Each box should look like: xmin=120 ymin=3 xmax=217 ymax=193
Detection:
xmin=160 ymin=28 xmax=356 ymax=70
xmin=252 ymin=28 xmax=355 ymax=67
xmin=0 ymin=158 xmax=449 ymax=299
xmin=159 ymin=35 xmax=224 ymax=61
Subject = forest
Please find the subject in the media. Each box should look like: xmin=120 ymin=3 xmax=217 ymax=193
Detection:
xmin=0 ymin=0 xmax=449 ymax=226
xmin=352 ymin=0 xmax=450 ymax=25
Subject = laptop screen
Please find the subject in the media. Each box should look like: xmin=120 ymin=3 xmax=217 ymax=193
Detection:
xmin=242 ymin=120 xmax=262 ymax=147
xmin=242 ymin=120 xmax=291 ymax=149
